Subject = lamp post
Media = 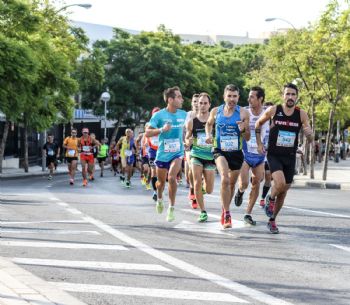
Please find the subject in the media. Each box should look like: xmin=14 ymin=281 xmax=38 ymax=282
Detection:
xmin=56 ymin=3 xmax=92 ymax=13
xmin=101 ymin=91 xmax=111 ymax=139
xmin=265 ymin=17 xmax=296 ymax=30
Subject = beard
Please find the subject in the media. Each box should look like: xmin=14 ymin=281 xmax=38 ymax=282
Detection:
xmin=286 ymin=99 xmax=295 ymax=108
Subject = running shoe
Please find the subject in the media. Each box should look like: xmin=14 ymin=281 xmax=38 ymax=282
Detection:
xmin=234 ymin=191 xmax=244 ymax=207
xmin=177 ymin=178 xmax=183 ymax=185
xmin=125 ymin=181 xmax=131 ymax=188
xmin=191 ymin=199 xmax=198 ymax=209
xmin=82 ymin=179 xmax=88 ymax=187
xmin=259 ymin=199 xmax=265 ymax=208
xmin=222 ymin=214 xmax=232 ymax=229
xmin=188 ymin=192 xmax=195 ymax=201
xmin=69 ymin=178 xmax=74 ymax=185
xmin=265 ymin=196 xmax=275 ymax=218
xmin=221 ymin=208 xmax=225 ymax=225
xmin=145 ymin=183 xmax=151 ymax=190
xmin=244 ymin=214 xmax=256 ymax=226
xmin=267 ymin=219 xmax=279 ymax=234
xmin=89 ymin=175 xmax=94 ymax=181
xmin=166 ymin=206 xmax=175 ymax=222
xmin=100 ymin=172 xmax=103 ymax=177
xmin=48 ymin=175 xmax=52 ymax=180
xmin=152 ymin=192 xmax=157 ymax=202
xmin=156 ymin=199 xmax=164 ymax=214
xmin=198 ymin=211 xmax=208 ymax=222
xmin=141 ymin=177 xmax=146 ymax=185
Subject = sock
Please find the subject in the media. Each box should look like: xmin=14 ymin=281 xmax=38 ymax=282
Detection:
xmin=202 ymin=210 xmax=207 ymax=214
xmin=225 ymin=211 xmax=230 ymax=216
xmin=151 ymin=177 xmax=157 ymax=191
xmin=262 ymin=185 xmax=270 ymax=199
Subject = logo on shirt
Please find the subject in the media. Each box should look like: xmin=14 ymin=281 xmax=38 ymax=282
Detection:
xmin=277 ymin=112 xmax=283 ymax=117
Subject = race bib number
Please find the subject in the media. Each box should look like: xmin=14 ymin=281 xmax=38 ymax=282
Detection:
xmin=47 ymin=149 xmax=54 ymax=156
xmin=151 ymin=136 xmax=159 ymax=146
xmin=164 ymin=138 xmax=181 ymax=153
xmin=276 ymin=131 xmax=296 ymax=147
xmin=82 ymin=145 xmax=91 ymax=152
xmin=125 ymin=149 xmax=133 ymax=157
xmin=197 ymin=132 xmax=211 ymax=147
xmin=220 ymin=135 xmax=238 ymax=151
xmin=247 ymin=134 xmax=259 ymax=154
xmin=113 ymin=155 xmax=118 ymax=160
xmin=68 ymin=149 xmax=75 ymax=157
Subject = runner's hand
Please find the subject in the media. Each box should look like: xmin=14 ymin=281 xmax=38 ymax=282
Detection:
xmin=205 ymin=135 xmax=213 ymax=145
xmin=162 ymin=123 xmax=171 ymax=132
xmin=257 ymin=143 xmax=265 ymax=155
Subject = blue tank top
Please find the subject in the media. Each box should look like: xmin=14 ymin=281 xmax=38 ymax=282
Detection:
xmin=215 ymin=104 xmax=242 ymax=151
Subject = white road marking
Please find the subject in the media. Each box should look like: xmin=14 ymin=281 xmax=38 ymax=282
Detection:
xmin=66 ymin=208 xmax=83 ymax=215
xmin=175 ymin=220 xmax=227 ymax=235
xmin=51 ymin=282 xmax=247 ymax=303
xmin=56 ymin=201 xmax=69 ymax=207
xmin=2 ymin=229 xmax=101 ymax=235
xmin=79 ymin=214 xmax=293 ymax=305
xmin=13 ymin=258 xmax=172 ymax=272
xmin=181 ymin=209 xmax=246 ymax=229
xmin=0 ymin=241 xmax=128 ymax=251
xmin=329 ymin=244 xmax=350 ymax=253
xmin=1 ymin=220 xmax=87 ymax=225
xmin=284 ymin=206 xmax=350 ymax=218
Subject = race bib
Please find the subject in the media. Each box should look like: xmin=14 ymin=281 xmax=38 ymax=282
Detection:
xmin=47 ymin=149 xmax=54 ymax=156
xmin=197 ymin=132 xmax=211 ymax=147
xmin=276 ymin=131 xmax=296 ymax=147
xmin=82 ymin=145 xmax=91 ymax=152
xmin=248 ymin=134 xmax=259 ymax=154
xmin=220 ymin=135 xmax=238 ymax=151
xmin=164 ymin=138 xmax=181 ymax=153
xmin=151 ymin=136 xmax=159 ymax=146
xmin=113 ymin=155 xmax=118 ymax=160
xmin=125 ymin=149 xmax=133 ymax=157
xmin=68 ymin=149 xmax=75 ymax=157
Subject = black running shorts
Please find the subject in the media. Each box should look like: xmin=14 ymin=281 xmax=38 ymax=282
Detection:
xmin=267 ymin=153 xmax=296 ymax=184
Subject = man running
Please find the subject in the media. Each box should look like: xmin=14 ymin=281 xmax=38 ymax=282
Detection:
xmin=78 ymin=128 xmax=99 ymax=187
xmin=205 ymin=84 xmax=250 ymax=229
xmin=97 ymin=138 xmax=109 ymax=177
xmin=234 ymin=86 xmax=269 ymax=225
xmin=185 ymin=93 xmax=215 ymax=222
xmin=146 ymin=87 xmax=186 ymax=222
xmin=255 ymin=83 xmax=313 ymax=233
xmin=63 ymin=128 xmax=79 ymax=185
xmin=42 ymin=134 xmax=60 ymax=180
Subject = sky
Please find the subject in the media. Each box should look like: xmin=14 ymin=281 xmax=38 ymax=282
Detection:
xmin=55 ymin=0 xmax=334 ymax=37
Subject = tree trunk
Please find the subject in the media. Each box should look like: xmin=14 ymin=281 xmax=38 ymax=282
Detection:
xmin=309 ymin=99 xmax=316 ymax=179
xmin=0 ymin=120 xmax=10 ymax=173
xmin=23 ymin=121 xmax=29 ymax=173
xmin=322 ymin=103 xmax=336 ymax=180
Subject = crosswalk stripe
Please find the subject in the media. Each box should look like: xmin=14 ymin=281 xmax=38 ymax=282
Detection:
xmin=329 ymin=244 xmax=350 ymax=253
xmin=1 ymin=220 xmax=87 ymax=225
xmin=13 ymin=258 xmax=172 ymax=272
xmin=51 ymin=282 xmax=248 ymax=303
xmin=0 ymin=241 xmax=128 ymax=250
xmin=2 ymin=229 xmax=100 ymax=235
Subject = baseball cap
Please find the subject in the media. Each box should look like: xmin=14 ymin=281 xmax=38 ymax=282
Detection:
xmin=151 ymin=107 xmax=160 ymax=115
xmin=82 ymin=128 xmax=89 ymax=133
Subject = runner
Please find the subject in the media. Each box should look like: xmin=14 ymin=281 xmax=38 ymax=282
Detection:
xmin=185 ymin=94 xmax=199 ymax=207
xmin=90 ymin=133 xmax=99 ymax=180
xmin=63 ymin=128 xmax=79 ymax=185
xmin=205 ymin=84 xmax=250 ymax=229
xmin=116 ymin=129 xmax=136 ymax=188
xmin=135 ymin=126 xmax=150 ymax=188
xmin=255 ymin=83 xmax=313 ymax=233
xmin=42 ymin=134 xmax=60 ymax=180
xmin=147 ymin=107 xmax=161 ymax=201
xmin=146 ymin=86 xmax=187 ymax=222
xmin=234 ymin=86 xmax=269 ymax=225
xmin=109 ymin=140 xmax=120 ymax=176
xmin=78 ymin=128 xmax=100 ymax=187
xmin=185 ymin=93 xmax=215 ymax=222
xmin=97 ymin=138 xmax=109 ymax=177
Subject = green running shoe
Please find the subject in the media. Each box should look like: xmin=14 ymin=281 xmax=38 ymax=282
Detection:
xmin=156 ymin=199 xmax=164 ymax=214
xmin=198 ymin=211 xmax=208 ymax=222
xmin=166 ymin=206 xmax=175 ymax=222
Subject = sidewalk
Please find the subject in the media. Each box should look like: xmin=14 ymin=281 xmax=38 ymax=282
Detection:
xmin=1 ymin=158 xmax=349 ymax=190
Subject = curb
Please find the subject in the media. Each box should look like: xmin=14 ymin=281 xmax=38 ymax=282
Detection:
xmin=292 ymin=180 xmax=350 ymax=190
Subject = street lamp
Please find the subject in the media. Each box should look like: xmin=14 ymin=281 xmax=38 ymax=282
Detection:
xmin=101 ymin=91 xmax=111 ymax=139
xmin=265 ymin=17 xmax=296 ymax=30
xmin=56 ymin=3 xmax=92 ymax=13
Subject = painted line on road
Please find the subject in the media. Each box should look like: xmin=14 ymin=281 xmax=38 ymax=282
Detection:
xmin=51 ymin=196 xmax=294 ymax=305
xmin=0 ymin=241 xmax=128 ymax=251
xmin=284 ymin=206 xmax=350 ymax=218
xmin=1 ymin=220 xmax=87 ymax=225
xmin=2 ymin=229 xmax=101 ymax=235
xmin=13 ymin=258 xmax=172 ymax=272
xmin=50 ymin=282 xmax=247 ymax=303
xmin=329 ymin=244 xmax=350 ymax=253
xmin=66 ymin=208 xmax=83 ymax=215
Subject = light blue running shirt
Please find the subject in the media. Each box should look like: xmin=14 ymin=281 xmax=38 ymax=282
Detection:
xmin=149 ymin=108 xmax=187 ymax=162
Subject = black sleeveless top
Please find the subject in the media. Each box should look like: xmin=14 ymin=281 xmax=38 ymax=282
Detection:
xmin=268 ymin=105 xmax=302 ymax=155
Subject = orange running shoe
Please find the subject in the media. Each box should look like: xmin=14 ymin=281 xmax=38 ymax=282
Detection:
xmin=222 ymin=213 xmax=232 ymax=229
xmin=83 ymin=179 xmax=88 ymax=187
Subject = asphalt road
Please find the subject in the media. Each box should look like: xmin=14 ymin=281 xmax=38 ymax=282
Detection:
xmin=1 ymin=171 xmax=349 ymax=305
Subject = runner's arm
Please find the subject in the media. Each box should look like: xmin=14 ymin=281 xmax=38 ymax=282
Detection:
xmin=205 ymin=107 xmax=217 ymax=143
xmin=239 ymin=108 xmax=250 ymax=141
xmin=301 ymin=110 xmax=313 ymax=143
xmin=185 ymin=118 xmax=194 ymax=147
xmin=255 ymin=105 xmax=276 ymax=147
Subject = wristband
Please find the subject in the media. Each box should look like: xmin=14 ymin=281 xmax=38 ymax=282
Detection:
xmin=159 ymin=127 xmax=164 ymax=134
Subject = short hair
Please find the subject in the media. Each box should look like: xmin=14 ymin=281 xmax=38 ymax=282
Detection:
xmin=284 ymin=83 xmax=299 ymax=95
xmin=198 ymin=92 xmax=211 ymax=103
xmin=163 ymin=86 xmax=180 ymax=103
xmin=47 ymin=134 xmax=53 ymax=137
xmin=192 ymin=93 xmax=200 ymax=100
xmin=224 ymin=84 xmax=239 ymax=94
xmin=264 ymin=101 xmax=274 ymax=106
xmin=71 ymin=128 xmax=77 ymax=132
xmin=250 ymin=86 xmax=265 ymax=103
